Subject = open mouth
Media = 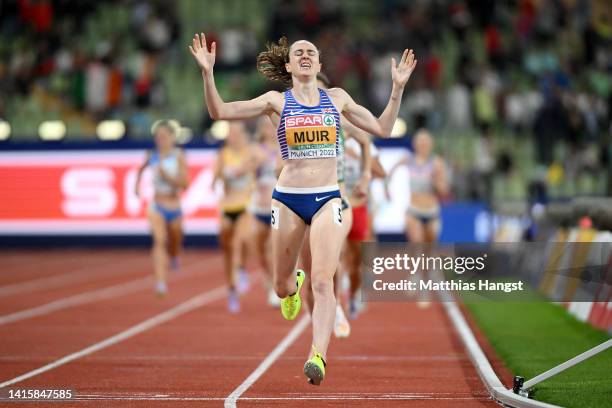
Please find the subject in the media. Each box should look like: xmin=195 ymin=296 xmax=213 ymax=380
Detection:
xmin=299 ymin=60 xmax=312 ymax=69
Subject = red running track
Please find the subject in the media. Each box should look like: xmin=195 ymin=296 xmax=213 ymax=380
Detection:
xmin=0 ymin=249 xmax=499 ymax=407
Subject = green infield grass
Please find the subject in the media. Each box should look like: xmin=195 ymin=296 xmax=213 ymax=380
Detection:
xmin=465 ymin=301 xmax=612 ymax=407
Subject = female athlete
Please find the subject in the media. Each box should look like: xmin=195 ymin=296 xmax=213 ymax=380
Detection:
xmin=212 ymin=121 xmax=254 ymax=312
xmin=298 ymin=73 xmax=374 ymax=339
xmin=135 ymin=120 xmax=188 ymax=297
xmin=387 ymin=129 xmax=449 ymax=243
xmin=189 ymin=34 xmax=416 ymax=385
xmin=343 ymin=129 xmax=386 ymax=318
xmin=250 ymin=117 xmax=281 ymax=306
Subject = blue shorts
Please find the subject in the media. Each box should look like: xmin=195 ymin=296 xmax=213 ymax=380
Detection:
xmin=255 ymin=213 xmax=272 ymax=226
xmin=152 ymin=202 xmax=182 ymax=223
xmin=272 ymin=185 xmax=341 ymax=225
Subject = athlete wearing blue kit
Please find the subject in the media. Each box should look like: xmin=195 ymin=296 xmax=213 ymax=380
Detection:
xmin=189 ymin=32 xmax=417 ymax=385
xmin=272 ymin=88 xmax=342 ymax=224
xmin=135 ymin=120 xmax=188 ymax=296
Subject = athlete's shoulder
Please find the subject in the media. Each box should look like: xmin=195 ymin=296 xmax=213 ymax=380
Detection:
xmin=324 ymin=87 xmax=349 ymax=99
xmin=261 ymin=90 xmax=283 ymax=102
xmin=260 ymin=90 xmax=284 ymax=112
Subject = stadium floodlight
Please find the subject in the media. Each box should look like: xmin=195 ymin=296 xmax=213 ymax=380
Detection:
xmin=38 ymin=120 xmax=66 ymax=141
xmin=390 ymin=118 xmax=407 ymax=138
xmin=177 ymin=127 xmax=193 ymax=144
xmin=0 ymin=120 xmax=11 ymax=140
xmin=96 ymin=120 xmax=126 ymax=141
xmin=211 ymin=120 xmax=229 ymax=140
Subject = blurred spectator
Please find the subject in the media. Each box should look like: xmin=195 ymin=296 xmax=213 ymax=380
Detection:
xmin=1 ymin=0 xmax=610 ymax=201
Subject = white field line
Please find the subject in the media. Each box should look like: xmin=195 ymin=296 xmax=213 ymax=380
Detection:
xmin=0 ymin=354 xmax=467 ymax=362
xmin=0 ymin=256 xmax=145 ymax=298
xmin=0 ymin=259 xmax=206 ymax=325
xmin=224 ymin=315 xmax=310 ymax=408
xmin=0 ymin=286 xmax=226 ymax=388
xmin=0 ymin=277 xmax=152 ymax=326
xmin=66 ymin=392 xmax=490 ymax=402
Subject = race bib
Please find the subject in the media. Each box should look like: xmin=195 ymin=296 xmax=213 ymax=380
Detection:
xmin=285 ymin=114 xmax=337 ymax=159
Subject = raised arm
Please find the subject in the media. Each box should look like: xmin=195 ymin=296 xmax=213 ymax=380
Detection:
xmin=338 ymin=49 xmax=417 ymax=137
xmin=189 ymin=33 xmax=279 ymax=120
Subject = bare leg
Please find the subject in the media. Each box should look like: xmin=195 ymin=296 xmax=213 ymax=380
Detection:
xmin=297 ymin=228 xmax=314 ymax=314
xmin=219 ymin=217 xmax=235 ymax=289
xmin=167 ymin=217 xmax=183 ymax=269
xmin=346 ymin=239 xmax=362 ymax=302
xmin=251 ymin=217 xmax=272 ymax=276
xmin=148 ymin=210 xmax=169 ymax=293
xmin=271 ymin=200 xmax=307 ymax=298
xmin=424 ymin=218 xmax=441 ymax=243
xmin=405 ymin=213 xmax=426 ymax=243
xmin=308 ymin=199 xmax=345 ymax=360
xmin=336 ymin=207 xmax=352 ymax=307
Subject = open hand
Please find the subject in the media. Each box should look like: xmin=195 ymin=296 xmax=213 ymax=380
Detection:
xmin=189 ymin=33 xmax=216 ymax=74
xmin=391 ymin=49 xmax=417 ymax=88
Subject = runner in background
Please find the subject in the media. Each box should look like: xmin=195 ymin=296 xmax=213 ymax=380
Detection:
xmin=387 ymin=128 xmax=449 ymax=243
xmin=212 ymin=121 xmax=255 ymax=313
xmin=386 ymin=128 xmax=449 ymax=307
xmin=344 ymin=129 xmax=386 ymax=319
xmin=135 ymin=120 xmax=189 ymax=297
xmin=246 ymin=116 xmax=281 ymax=307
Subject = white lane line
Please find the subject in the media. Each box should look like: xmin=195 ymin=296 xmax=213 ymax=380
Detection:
xmin=0 ymin=277 xmax=151 ymax=326
xmin=0 ymin=285 xmax=226 ymax=388
xmin=443 ymin=301 xmax=561 ymax=408
xmin=0 ymin=257 xmax=145 ymax=298
xmin=63 ymin=394 xmax=488 ymax=402
xmin=224 ymin=315 xmax=310 ymax=408
xmin=0 ymin=259 xmax=207 ymax=326
xmin=0 ymin=354 xmax=466 ymax=362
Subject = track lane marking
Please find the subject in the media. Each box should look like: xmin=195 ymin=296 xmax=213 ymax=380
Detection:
xmin=0 ymin=256 xmax=146 ymax=298
xmin=224 ymin=315 xmax=310 ymax=408
xmin=0 ymin=285 xmax=226 ymax=388
xmin=0 ymin=277 xmax=152 ymax=325
xmin=0 ymin=259 xmax=208 ymax=325
xmin=57 ymin=393 xmax=490 ymax=401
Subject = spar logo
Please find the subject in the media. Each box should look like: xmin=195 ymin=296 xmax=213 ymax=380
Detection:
xmin=286 ymin=114 xmax=335 ymax=128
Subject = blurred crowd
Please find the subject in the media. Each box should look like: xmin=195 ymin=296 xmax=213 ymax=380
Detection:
xmin=1 ymin=0 xmax=611 ymax=202
xmin=0 ymin=0 xmax=178 ymax=120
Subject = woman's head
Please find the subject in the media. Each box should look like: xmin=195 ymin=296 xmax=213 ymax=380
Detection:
xmin=413 ymin=128 xmax=434 ymax=157
xmin=257 ymin=37 xmax=321 ymax=86
xmin=151 ymin=119 xmax=179 ymax=151
xmin=226 ymin=121 xmax=248 ymax=147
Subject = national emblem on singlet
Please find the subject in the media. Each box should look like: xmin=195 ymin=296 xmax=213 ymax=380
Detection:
xmin=285 ymin=114 xmax=337 ymax=159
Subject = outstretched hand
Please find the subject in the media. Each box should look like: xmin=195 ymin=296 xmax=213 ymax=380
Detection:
xmin=391 ymin=49 xmax=417 ymax=88
xmin=189 ymin=33 xmax=216 ymax=74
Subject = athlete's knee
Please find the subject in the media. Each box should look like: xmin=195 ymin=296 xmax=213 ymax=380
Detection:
xmin=152 ymin=235 xmax=167 ymax=250
xmin=274 ymin=280 xmax=290 ymax=298
xmin=311 ymin=275 xmax=334 ymax=297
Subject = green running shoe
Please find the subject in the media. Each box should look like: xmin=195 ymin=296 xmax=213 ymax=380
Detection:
xmin=280 ymin=269 xmax=305 ymax=320
xmin=304 ymin=348 xmax=326 ymax=385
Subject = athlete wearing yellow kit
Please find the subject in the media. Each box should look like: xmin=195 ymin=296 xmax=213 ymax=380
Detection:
xmin=219 ymin=146 xmax=252 ymax=219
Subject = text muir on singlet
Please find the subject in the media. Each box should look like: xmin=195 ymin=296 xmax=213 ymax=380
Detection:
xmin=285 ymin=114 xmax=337 ymax=159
